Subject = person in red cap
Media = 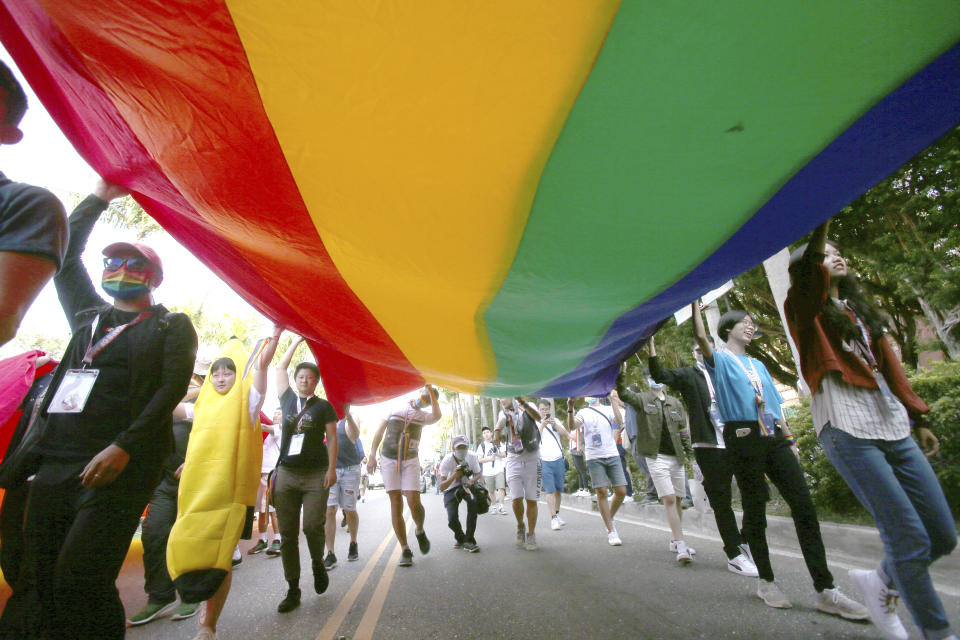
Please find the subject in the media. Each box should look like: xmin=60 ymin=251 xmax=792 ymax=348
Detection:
xmin=14 ymin=179 xmax=198 ymax=640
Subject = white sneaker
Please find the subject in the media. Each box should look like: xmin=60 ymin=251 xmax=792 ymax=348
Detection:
xmin=727 ymin=553 xmax=759 ymax=577
xmin=757 ymin=579 xmax=792 ymax=608
xmin=817 ymin=587 xmax=869 ymax=621
xmin=551 ymin=516 xmax=561 ymax=531
xmin=675 ymin=540 xmax=693 ymax=565
xmin=669 ymin=540 xmax=696 ymax=555
xmin=607 ymin=530 xmax=622 ymax=546
xmin=524 ymin=533 xmax=538 ymax=551
xmin=516 ymin=524 xmax=526 ymax=548
xmin=555 ymin=514 xmax=566 ymax=527
xmin=849 ymin=569 xmax=908 ymax=640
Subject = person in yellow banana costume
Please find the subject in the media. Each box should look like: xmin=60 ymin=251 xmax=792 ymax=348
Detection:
xmin=166 ymin=327 xmax=281 ymax=640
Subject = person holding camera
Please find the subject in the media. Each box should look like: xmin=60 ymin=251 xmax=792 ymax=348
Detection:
xmin=476 ymin=426 xmax=507 ymax=514
xmin=271 ymin=332 xmax=339 ymax=614
xmin=438 ymin=435 xmax=484 ymax=552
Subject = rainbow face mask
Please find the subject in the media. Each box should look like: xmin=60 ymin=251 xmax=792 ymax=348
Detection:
xmin=101 ymin=270 xmax=152 ymax=300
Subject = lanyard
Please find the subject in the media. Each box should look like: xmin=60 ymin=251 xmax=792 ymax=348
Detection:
xmin=730 ymin=354 xmax=775 ymax=436
xmin=82 ymin=311 xmax=152 ymax=367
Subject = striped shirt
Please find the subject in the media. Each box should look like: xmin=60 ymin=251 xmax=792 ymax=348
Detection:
xmin=811 ymin=370 xmax=910 ymax=440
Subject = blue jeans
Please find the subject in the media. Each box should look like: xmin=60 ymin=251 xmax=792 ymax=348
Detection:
xmin=819 ymin=425 xmax=957 ymax=635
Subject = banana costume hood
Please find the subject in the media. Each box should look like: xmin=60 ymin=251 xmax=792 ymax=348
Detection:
xmin=167 ymin=338 xmax=262 ymax=603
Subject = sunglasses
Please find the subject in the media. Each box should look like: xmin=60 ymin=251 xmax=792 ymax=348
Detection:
xmin=103 ymin=256 xmax=151 ymax=272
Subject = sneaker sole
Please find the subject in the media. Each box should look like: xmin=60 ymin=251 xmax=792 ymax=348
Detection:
xmin=127 ymin=601 xmax=177 ymax=626
xmin=170 ymin=606 xmax=201 ymax=621
xmin=677 ymin=556 xmax=692 ymax=566
xmin=524 ymin=545 xmax=537 ymax=551
xmin=816 ymin=603 xmax=870 ymax=621
xmin=398 ymin=559 xmax=413 ymax=567
xmin=348 ymin=555 xmax=359 ymax=562
xmin=728 ymin=564 xmax=759 ymax=577
xmin=325 ymin=563 xmax=337 ymax=570
xmin=248 ymin=548 xmax=266 ymax=555
xmin=758 ymin=594 xmax=792 ymax=609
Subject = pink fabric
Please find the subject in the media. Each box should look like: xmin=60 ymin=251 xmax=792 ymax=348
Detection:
xmin=0 ymin=350 xmax=42 ymax=425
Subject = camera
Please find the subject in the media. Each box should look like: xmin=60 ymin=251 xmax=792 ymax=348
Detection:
xmin=458 ymin=463 xmax=473 ymax=479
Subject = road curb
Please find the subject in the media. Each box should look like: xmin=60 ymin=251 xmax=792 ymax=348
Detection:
xmin=562 ymin=494 xmax=958 ymax=593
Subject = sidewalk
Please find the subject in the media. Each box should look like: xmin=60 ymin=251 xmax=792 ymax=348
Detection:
xmin=562 ymin=493 xmax=959 ymax=596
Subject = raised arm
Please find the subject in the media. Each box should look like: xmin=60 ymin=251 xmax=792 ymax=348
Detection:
xmin=609 ymin=391 xmax=623 ymax=426
xmin=516 ymin=397 xmax=541 ymax=422
xmin=647 ymin=337 xmax=682 ymax=387
xmin=254 ymin=325 xmax=282 ymax=395
xmin=691 ymin=301 xmax=714 ymax=367
xmin=615 ymin=365 xmax=644 ymax=410
xmin=344 ymin=407 xmax=360 ymax=442
xmin=274 ymin=330 xmax=304 ymax=396
xmin=424 ymin=385 xmax=442 ymax=425
xmin=785 ymin=221 xmax=831 ymax=329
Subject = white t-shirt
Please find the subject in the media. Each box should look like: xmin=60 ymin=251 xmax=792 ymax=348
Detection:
xmin=577 ymin=405 xmax=619 ymax=461
xmin=475 ymin=441 xmax=503 ymax=476
xmin=438 ymin=451 xmax=481 ymax=492
xmin=262 ymin=426 xmax=282 ymax=473
xmin=538 ymin=421 xmax=564 ymax=462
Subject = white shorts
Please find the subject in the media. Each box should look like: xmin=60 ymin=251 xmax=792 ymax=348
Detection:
xmin=381 ymin=456 xmax=421 ymax=493
xmin=327 ymin=464 xmax=362 ymax=510
xmin=644 ymin=454 xmax=685 ymax=498
xmin=505 ymin=451 xmax=541 ymax=501
xmin=256 ymin=473 xmax=275 ymax=513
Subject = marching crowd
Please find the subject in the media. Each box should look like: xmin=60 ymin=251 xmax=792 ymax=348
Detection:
xmin=1 ymin=62 xmax=956 ymax=640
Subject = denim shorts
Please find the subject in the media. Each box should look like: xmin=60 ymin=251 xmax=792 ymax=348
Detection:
xmin=541 ymin=458 xmax=565 ymax=493
xmin=586 ymin=455 xmax=626 ymax=488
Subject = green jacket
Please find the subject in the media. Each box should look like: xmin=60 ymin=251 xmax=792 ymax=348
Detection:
xmin=616 ymin=373 xmax=693 ymax=462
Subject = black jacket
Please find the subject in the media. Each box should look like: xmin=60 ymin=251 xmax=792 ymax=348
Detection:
xmin=38 ymin=195 xmax=197 ymax=474
xmin=648 ymin=356 xmax=720 ymax=447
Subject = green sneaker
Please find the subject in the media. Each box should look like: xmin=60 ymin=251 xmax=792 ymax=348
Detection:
xmin=170 ymin=601 xmax=201 ymax=621
xmin=127 ymin=600 xmax=176 ymax=626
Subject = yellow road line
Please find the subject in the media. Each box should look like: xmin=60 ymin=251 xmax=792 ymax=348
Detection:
xmin=351 ymin=520 xmax=413 ymax=640
xmin=314 ymin=517 xmax=407 ymax=640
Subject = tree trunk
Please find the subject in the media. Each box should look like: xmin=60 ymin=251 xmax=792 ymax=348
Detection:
xmin=917 ymin=296 xmax=960 ymax=360
xmin=466 ymin=394 xmax=477 ymax=444
xmin=479 ymin=397 xmax=489 ymax=430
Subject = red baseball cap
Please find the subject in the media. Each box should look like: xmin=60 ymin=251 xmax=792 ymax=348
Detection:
xmin=102 ymin=241 xmax=163 ymax=283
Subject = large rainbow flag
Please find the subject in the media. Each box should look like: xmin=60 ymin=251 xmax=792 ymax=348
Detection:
xmin=2 ymin=2 xmax=958 ymax=409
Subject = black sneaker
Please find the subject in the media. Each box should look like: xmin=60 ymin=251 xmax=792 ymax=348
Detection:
xmin=453 ymin=540 xmax=464 ymax=549
xmin=347 ymin=542 xmax=359 ymax=562
xmin=415 ymin=530 xmax=430 ymax=555
xmin=313 ymin=564 xmax=329 ymax=594
xmin=248 ymin=540 xmax=268 ymax=555
xmin=277 ymin=587 xmax=301 ymax=613
xmin=398 ymin=547 xmax=414 ymax=567
xmin=323 ymin=552 xmax=338 ymax=570
xmin=463 ymin=541 xmax=480 ymax=553
xmin=265 ymin=540 xmax=282 ymax=557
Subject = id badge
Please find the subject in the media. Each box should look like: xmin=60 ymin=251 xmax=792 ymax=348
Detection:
xmin=760 ymin=413 xmax=777 ymax=430
xmin=591 ymin=432 xmax=602 ymax=447
xmin=47 ymin=369 xmax=99 ymax=413
xmin=407 ymin=438 xmax=420 ymax=454
xmin=288 ymin=433 xmax=305 ymax=456
xmin=511 ymin=437 xmax=524 ymax=453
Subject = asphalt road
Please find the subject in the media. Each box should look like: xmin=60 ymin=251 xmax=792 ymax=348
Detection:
xmin=118 ymin=489 xmax=956 ymax=640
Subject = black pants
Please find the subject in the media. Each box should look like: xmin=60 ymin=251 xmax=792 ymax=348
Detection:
xmin=693 ymin=447 xmax=744 ymax=559
xmin=723 ymin=422 xmax=834 ymax=591
xmin=616 ymin=444 xmax=634 ymax=497
xmin=443 ymin=488 xmax=478 ymax=544
xmin=141 ymin=483 xmax=178 ymax=604
xmin=24 ymin=459 xmax=159 ymax=640
xmin=570 ymin=451 xmax=589 ymax=490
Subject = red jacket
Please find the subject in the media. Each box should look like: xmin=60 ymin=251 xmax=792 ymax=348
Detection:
xmin=784 ymin=257 xmax=928 ymax=420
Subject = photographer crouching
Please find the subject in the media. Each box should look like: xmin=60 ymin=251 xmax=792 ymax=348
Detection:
xmin=438 ymin=435 xmax=485 ymax=552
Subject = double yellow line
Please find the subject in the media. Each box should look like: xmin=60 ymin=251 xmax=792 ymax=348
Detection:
xmin=314 ymin=517 xmax=411 ymax=640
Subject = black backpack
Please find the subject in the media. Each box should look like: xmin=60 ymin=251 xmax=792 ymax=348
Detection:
xmin=459 ymin=481 xmax=491 ymax=514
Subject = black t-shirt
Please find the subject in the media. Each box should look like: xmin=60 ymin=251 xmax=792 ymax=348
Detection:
xmin=42 ymin=307 xmax=140 ymax=460
xmin=657 ymin=398 xmax=677 ymax=456
xmin=0 ymin=172 xmax=68 ymax=269
xmin=277 ymin=387 xmax=338 ymax=469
